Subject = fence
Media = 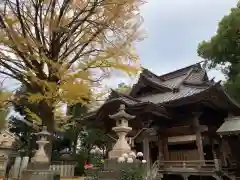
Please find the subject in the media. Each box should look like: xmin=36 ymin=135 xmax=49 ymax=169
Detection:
xmin=8 ymin=157 xmax=76 ymax=179
xmin=50 ymin=161 xmax=76 ymax=178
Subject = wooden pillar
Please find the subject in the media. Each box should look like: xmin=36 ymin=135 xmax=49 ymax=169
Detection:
xmin=193 ymin=115 xmax=204 ymax=161
xmin=157 ymin=137 xmax=163 ymax=161
xmin=143 ymin=135 xmax=150 ymax=171
xmin=162 ymin=137 xmax=169 ymax=161
xmin=219 ymin=138 xmax=228 ymax=167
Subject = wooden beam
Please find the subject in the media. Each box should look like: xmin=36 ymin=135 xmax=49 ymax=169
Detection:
xmin=158 ymin=125 xmax=208 ymax=137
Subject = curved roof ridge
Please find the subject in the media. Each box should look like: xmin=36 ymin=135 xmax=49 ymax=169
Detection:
xmin=159 ymin=63 xmax=202 ymax=80
xmin=216 ymin=84 xmax=240 ymax=109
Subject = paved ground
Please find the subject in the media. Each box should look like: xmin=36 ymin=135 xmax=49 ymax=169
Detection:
xmin=61 ymin=177 xmax=85 ymax=180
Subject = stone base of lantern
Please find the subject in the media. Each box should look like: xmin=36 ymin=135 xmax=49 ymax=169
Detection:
xmin=108 ymin=149 xmax=132 ymax=159
xmin=27 ymin=162 xmax=50 ymax=170
xmin=31 ymin=154 xmax=49 ymax=165
xmin=91 ymin=159 xmax=146 ymax=180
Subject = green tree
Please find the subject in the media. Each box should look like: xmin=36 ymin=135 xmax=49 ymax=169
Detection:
xmin=79 ymin=127 xmax=113 ymax=161
xmin=8 ymin=116 xmax=37 ymax=156
xmin=116 ymin=83 xmax=132 ymax=94
xmin=197 ymin=2 xmax=240 ymax=102
xmin=197 ymin=2 xmax=240 ymax=176
xmin=64 ymin=103 xmax=89 ymax=155
xmin=0 ymin=0 xmax=143 ymax=140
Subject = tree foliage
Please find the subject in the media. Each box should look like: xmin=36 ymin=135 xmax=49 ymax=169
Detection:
xmin=0 ymin=89 xmax=11 ymax=130
xmin=0 ymin=0 xmax=144 ymax=132
xmin=116 ymin=82 xmax=132 ymax=95
xmin=8 ymin=116 xmax=38 ymax=156
xmin=197 ymin=2 xmax=240 ymax=102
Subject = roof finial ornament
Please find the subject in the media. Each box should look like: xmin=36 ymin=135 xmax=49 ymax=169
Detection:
xmin=119 ymin=104 xmax=126 ymax=111
xmin=202 ymin=60 xmax=208 ymax=70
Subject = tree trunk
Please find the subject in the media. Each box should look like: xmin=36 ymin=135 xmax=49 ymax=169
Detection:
xmin=72 ymin=131 xmax=78 ymax=156
xmin=39 ymin=101 xmax=55 ymax=161
xmin=44 ymin=119 xmax=54 ymax=161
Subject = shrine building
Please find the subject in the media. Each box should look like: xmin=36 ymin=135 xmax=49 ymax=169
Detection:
xmin=83 ymin=63 xmax=240 ymax=180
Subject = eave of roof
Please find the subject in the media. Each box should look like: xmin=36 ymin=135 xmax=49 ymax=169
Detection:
xmin=97 ymin=97 xmax=169 ymax=118
xmin=129 ymin=69 xmax=173 ymax=97
xmin=214 ymin=84 xmax=240 ymax=112
xmin=157 ymin=83 xmax=240 ymax=114
xmin=217 ymin=116 xmax=240 ymax=135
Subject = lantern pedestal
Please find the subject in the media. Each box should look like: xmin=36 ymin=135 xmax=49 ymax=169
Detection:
xmin=108 ymin=126 xmax=132 ymax=159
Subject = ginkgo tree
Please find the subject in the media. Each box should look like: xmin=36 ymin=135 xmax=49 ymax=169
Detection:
xmin=0 ymin=0 xmax=144 ymax=138
xmin=0 ymin=89 xmax=11 ymax=130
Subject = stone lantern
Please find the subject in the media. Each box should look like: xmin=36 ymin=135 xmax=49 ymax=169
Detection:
xmin=0 ymin=129 xmax=18 ymax=178
xmin=108 ymin=104 xmax=135 ymax=159
xmin=31 ymin=126 xmax=51 ymax=165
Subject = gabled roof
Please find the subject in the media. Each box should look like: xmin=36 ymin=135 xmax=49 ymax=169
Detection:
xmin=83 ymin=63 xmax=240 ymax=125
xmin=119 ymin=63 xmax=240 ymax=113
xmin=129 ymin=63 xmax=211 ymax=97
xmin=158 ymin=63 xmax=207 ymax=81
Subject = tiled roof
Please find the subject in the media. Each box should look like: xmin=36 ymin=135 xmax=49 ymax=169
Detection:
xmin=84 ymin=64 xmax=240 ymax=122
xmin=138 ymin=85 xmax=207 ymax=104
xmin=161 ymin=76 xmax=183 ymax=89
xmin=187 ymin=69 xmax=206 ymax=83
xmin=142 ymin=74 xmax=172 ymax=90
xmin=160 ymin=68 xmax=207 ymax=88
xmin=127 ymin=64 xmax=214 ymax=104
xmin=159 ymin=64 xmax=202 ymax=80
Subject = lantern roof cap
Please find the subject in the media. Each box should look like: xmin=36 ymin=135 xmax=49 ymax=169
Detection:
xmin=35 ymin=126 xmax=51 ymax=136
xmin=109 ymin=104 xmax=135 ymax=120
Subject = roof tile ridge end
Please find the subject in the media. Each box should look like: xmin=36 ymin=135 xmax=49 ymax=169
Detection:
xmin=173 ymin=67 xmax=195 ymax=91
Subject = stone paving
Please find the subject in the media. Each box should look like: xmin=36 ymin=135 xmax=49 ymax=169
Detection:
xmin=61 ymin=177 xmax=85 ymax=180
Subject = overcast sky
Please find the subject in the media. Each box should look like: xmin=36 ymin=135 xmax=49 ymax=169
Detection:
xmin=3 ymin=0 xmax=239 ymax=90
xmin=105 ymin=0 xmax=239 ymax=88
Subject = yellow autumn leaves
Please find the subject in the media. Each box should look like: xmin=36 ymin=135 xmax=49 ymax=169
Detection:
xmin=0 ymin=90 xmax=11 ymax=130
xmin=0 ymin=0 xmax=145 ymax=125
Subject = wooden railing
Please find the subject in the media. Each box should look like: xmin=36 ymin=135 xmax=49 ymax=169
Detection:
xmin=155 ymin=160 xmax=216 ymax=170
xmin=148 ymin=160 xmax=238 ymax=180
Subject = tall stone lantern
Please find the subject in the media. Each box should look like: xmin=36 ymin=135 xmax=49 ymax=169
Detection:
xmin=108 ymin=104 xmax=135 ymax=159
xmin=31 ymin=126 xmax=51 ymax=166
